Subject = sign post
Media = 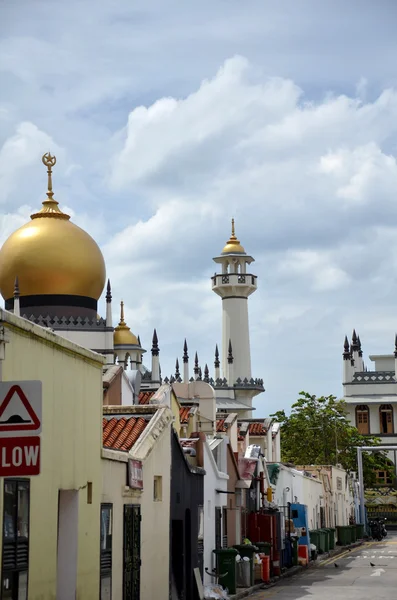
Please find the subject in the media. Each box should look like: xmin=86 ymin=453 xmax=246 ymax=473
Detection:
xmin=0 ymin=381 xmax=42 ymax=477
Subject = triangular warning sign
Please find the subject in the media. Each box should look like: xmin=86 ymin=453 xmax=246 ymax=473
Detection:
xmin=0 ymin=385 xmax=40 ymax=432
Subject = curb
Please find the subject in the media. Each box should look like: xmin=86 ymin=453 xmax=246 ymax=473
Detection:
xmin=228 ymin=541 xmax=364 ymax=600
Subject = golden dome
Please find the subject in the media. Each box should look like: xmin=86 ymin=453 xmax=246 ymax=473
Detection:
xmin=0 ymin=153 xmax=106 ymax=301
xmin=221 ymin=219 xmax=246 ymax=254
xmin=114 ymin=301 xmax=139 ymax=346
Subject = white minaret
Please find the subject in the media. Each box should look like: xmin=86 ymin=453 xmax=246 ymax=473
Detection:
xmin=212 ymin=219 xmax=257 ymax=381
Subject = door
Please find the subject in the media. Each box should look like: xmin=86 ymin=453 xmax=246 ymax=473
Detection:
xmin=123 ymin=505 xmax=141 ymax=600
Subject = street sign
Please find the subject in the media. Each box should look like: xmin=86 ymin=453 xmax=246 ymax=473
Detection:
xmin=0 ymin=381 xmax=42 ymax=437
xmin=0 ymin=436 xmax=40 ymax=476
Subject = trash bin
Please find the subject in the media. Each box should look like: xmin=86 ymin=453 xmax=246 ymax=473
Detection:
xmin=349 ymin=525 xmax=357 ymax=543
xmin=317 ymin=529 xmax=327 ymax=553
xmin=309 ymin=530 xmax=320 ymax=553
xmin=327 ymin=528 xmax=336 ymax=550
xmin=261 ymin=555 xmax=271 ymax=583
xmin=355 ymin=523 xmax=365 ymax=539
xmin=236 ymin=558 xmax=251 ymax=588
xmin=336 ymin=525 xmax=351 ymax=546
xmin=256 ymin=542 xmax=271 ymax=556
xmin=233 ymin=544 xmax=258 ymax=586
xmin=213 ymin=548 xmax=238 ymax=594
xmin=282 ymin=537 xmax=293 ymax=568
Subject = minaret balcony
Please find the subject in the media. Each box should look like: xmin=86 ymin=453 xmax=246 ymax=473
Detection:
xmin=211 ymin=273 xmax=257 ymax=297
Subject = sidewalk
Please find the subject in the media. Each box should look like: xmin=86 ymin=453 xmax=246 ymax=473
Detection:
xmin=228 ymin=540 xmax=364 ymax=600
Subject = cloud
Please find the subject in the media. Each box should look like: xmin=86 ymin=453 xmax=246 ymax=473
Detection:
xmin=2 ymin=2 xmax=397 ymax=414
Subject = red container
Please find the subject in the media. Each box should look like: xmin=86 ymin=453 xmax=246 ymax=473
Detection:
xmin=298 ymin=544 xmax=309 ymax=566
xmin=261 ymin=555 xmax=270 ymax=583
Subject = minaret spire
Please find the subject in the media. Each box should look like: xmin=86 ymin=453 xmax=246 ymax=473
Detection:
xmin=106 ymin=279 xmax=112 ymax=303
xmin=31 ymin=153 xmax=70 ymax=220
xmin=183 ymin=339 xmax=189 ymax=383
xmin=227 ymin=338 xmax=234 ymax=386
xmin=151 ymin=329 xmax=160 ymax=382
xmin=204 ymin=364 xmax=209 ymax=383
xmin=214 ymin=344 xmax=220 ymax=380
xmin=13 ymin=276 xmax=20 ymax=317
xmin=343 ymin=336 xmax=350 ymax=360
xmin=175 ymin=358 xmax=180 ymax=380
xmin=194 ymin=352 xmax=199 ymax=379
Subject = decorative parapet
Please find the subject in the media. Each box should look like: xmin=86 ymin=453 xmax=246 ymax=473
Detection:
xmin=21 ymin=313 xmax=109 ymax=329
xmin=211 ymin=273 xmax=257 ymax=287
xmin=351 ymin=371 xmax=397 ymax=384
xmin=212 ymin=376 xmax=264 ymax=390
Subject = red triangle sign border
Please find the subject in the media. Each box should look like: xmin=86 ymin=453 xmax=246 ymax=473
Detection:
xmin=0 ymin=384 xmax=41 ymax=431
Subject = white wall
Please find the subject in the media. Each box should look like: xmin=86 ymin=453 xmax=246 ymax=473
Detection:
xmin=203 ymin=439 xmax=229 ymax=584
xmin=272 ymin=466 xmax=322 ymax=530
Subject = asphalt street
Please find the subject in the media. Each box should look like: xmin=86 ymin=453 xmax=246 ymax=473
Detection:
xmin=251 ymin=533 xmax=397 ymax=600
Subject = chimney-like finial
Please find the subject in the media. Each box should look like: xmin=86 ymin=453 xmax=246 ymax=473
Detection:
xmin=183 ymin=339 xmax=189 ymax=363
xmin=343 ymin=335 xmax=350 ymax=360
xmin=351 ymin=329 xmax=359 ymax=351
xmin=137 ymin=334 xmax=141 ymax=347
xmin=13 ymin=276 xmax=20 ymax=298
xmin=175 ymin=358 xmax=180 ymax=379
xmin=198 ymin=367 xmax=202 ymax=380
xmin=204 ymin=363 xmax=209 ymax=382
xmin=152 ymin=329 xmax=159 ymax=356
xmin=357 ymin=335 xmax=363 ymax=358
xmin=106 ymin=279 xmax=112 ymax=303
xmin=228 ymin=339 xmax=234 ymax=364
xmin=214 ymin=344 xmax=220 ymax=368
xmin=394 ymin=334 xmax=397 ymax=358
xmin=194 ymin=352 xmax=199 ymax=375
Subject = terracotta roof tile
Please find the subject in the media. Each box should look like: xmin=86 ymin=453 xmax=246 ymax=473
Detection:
xmin=138 ymin=391 xmax=156 ymax=405
xmin=216 ymin=419 xmax=226 ymax=433
xmin=179 ymin=406 xmax=192 ymax=424
xmin=103 ymin=416 xmax=148 ymax=451
xmin=248 ymin=422 xmax=267 ymax=436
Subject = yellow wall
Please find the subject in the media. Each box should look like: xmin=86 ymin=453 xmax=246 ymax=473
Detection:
xmin=0 ymin=312 xmax=104 ymax=600
xmin=101 ymin=418 xmax=171 ymax=600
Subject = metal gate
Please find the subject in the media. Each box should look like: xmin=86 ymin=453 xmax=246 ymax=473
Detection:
xmin=123 ymin=504 xmax=141 ymax=600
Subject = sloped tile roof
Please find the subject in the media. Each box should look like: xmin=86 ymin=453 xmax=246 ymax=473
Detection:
xmin=216 ymin=419 xmax=227 ymax=433
xmin=138 ymin=391 xmax=155 ymax=405
xmin=103 ymin=416 xmax=148 ymax=451
xmin=180 ymin=406 xmax=192 ymax=424
xmin=248 ymin=422 xmax=267 ymax=436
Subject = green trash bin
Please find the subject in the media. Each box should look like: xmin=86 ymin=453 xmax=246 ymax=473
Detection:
xmin=213 ymin=548 xmax=238 ymax=595
xmin=327 ymin=528 xmax=336 ymax=550
xmin=233 ymin=544 xmax=258 ymax=587
xmin=319 ymin=529 xmax=330 ymax=552
xmin=317 ymin=529 xmax=326 ymax=553
xmin=355 ymin=523 xmax=365 ymax=539
xmin=256 ymin=542 xmax=271 ymax=556
xmin=350 ymin=525 xmax=357 ymax=543
xmin=336 ymin=525 xmax=351 ymax=546
xmin=309 ymin=530 xmax=320 ymax=553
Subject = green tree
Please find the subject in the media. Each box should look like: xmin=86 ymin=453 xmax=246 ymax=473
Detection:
xmin=270 ymin=391 xmax=393 ymax=487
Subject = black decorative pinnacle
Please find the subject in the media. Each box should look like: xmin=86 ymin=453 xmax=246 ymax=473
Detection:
xmin=183 ymin=339 xmax=189 ymax=363
xmin=198 ymin=367 xmax=202 ymax=380
xmin=357 ymin=335 xmax=363 ymax=358
xmin=394 ymin=334 xmax=397 ymax=358
xmin=214 ymin=344 xmax=220 ymax=369
xmin=351 ymin=329 xmax=359 ymax=351
xmin=343 ymin=335 xmax=350 ymax=360
xmin=194 ymin=352 xmax=199 ymax=375
xmin=106 ymin=279 xmax=112 ymax=303
xmin=151 ymin=329 xmax=159 ymax=356
xmin=204 ymin=364 xmax=209 ymax=382
xmin=227 ymin=339 xmax=234 ymax=364
xmin=13 ymin=276 xmax=20 ymax=298
xmin=137 ymin=335 xmax=141 ymax=347
xmin=175 ymin=358 xmax=180 ymax=379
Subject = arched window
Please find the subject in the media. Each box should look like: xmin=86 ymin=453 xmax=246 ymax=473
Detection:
xmin=356 ymin=405 xmax=369 ymax=434
xmin=379 ymin=404 xmax=394 ymax=434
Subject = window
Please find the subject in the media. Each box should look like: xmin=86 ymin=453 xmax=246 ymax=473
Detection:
xmin=356 ymin=405 xmax=370 ymax=434
xmin=375 ymin=470 xmax=393 ymax=486
xmin=153 ymin=476 xmax=162 ymax=502
xmin=379 ymin=404 xmax=394 ymax=434
xmin=100 ymin=504 xmax=112 ymax=600
xmin=2 ymin=480 xmax=30 ymax=600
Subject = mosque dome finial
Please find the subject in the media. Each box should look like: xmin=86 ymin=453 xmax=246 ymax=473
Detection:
xmin=221 ymin=218 xmax=246 ymax=255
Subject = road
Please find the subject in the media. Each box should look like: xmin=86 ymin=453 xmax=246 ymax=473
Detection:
xmin=251 ymin=533 xmax=397 ymax=600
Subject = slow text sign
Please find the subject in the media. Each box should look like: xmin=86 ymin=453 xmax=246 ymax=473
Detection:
xmin=0 ymin=436 xmax=41 ymax=476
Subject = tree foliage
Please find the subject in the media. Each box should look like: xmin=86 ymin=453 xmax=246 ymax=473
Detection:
xmin=271 ymin=391 xmax=393 ymax=487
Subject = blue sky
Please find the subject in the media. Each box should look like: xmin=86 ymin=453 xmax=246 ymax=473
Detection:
xmin=1 ymin=1 xmax=397 ymax=415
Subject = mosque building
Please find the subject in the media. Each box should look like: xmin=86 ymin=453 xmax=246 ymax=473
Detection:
xmin=0 ymin=153 xmax=265 ymax=417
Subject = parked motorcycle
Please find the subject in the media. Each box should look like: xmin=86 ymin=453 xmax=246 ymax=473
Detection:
xmin=379 ymin=518 xmax=388 ymax=538
xmin=369 ymin=519 xmax=383 ymax=541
